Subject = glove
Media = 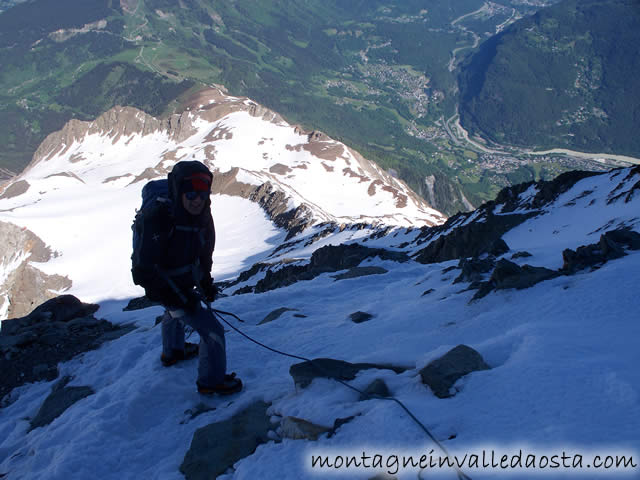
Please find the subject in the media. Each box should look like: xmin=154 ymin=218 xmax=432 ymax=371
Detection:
xmin=201 ymin=278 xmax=219 ymax=302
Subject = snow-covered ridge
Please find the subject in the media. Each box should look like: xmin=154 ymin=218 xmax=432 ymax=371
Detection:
xmin=0 ymin=87 xmax=445 ymax=319
xmin=0 ymin=160 xmax=639 ymax=479
xmin=16 ymin=86 xmax=445 ymax=229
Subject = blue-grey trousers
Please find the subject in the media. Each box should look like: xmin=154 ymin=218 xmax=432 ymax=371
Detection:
xmin=161 ymin=303 xmax=226 ymax=387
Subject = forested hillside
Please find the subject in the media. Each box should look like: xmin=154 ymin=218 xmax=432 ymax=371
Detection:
xmin=459 ymin=0 xmax=640 ymax=156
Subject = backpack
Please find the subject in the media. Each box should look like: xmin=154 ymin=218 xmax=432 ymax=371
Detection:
xmin=131 ymin=179 xmax=171 ymax=287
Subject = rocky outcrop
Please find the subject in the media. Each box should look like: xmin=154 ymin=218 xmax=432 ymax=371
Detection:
xmin=180 ymin=401 xmax=273 ymax=480
xmin=414 ymin=212 xmax=522 ymax=264
xmin=413 ymin=170 xmax=609 ymax=265
xmin=493 ymin=170 xmax=601 ymax=213
xmin=279 ymin=416 xmax=332 ymax=441
xmin=466 ymin=228 xmax=640 ymax=301
xmin=490 ymin=260 xmax=559 ymax=290
xmin=332 ymin=266 xmax=388 ymax=281
xmin=562 ymin=228 xmax=640 ymax=273
xmin=278 ymin=415 xmax=357 ymax=441
xmin=453 ymin=257 xmax=496 ymax=284
xmin=0 ymin=221 xmax=71 ymax=319
xmin=259 ymin=307 xmax=299 ymax=325
xmin=290 ymin=358 xmax=408 ymax=389
xmin=349 ymin=311 xmax=375 ymax=324
xmin=29 ymin=376 xmax=94 ymax=431
xmin=0 ymin=295 xmax=133 ymax=405
xmin=253 ymin=244 xmax=408 ymax=293
xmin=249 ymin=182 xmax=314 ymax=240
xmin=360 ymin=379 xmax=391 ymax=400
xmin=419 ymin=345 xmax=490 ymax=398
xmin=469 ymin=260 xmax=562 ymax=301
xmin=0 ymin=180 xmax=30 ymax=200
xmin=209 ymin=170 xmax=315 ymax=241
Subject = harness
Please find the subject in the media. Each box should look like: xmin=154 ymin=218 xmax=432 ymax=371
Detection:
xmin=154 ymin=224 xmax=207 ymax=305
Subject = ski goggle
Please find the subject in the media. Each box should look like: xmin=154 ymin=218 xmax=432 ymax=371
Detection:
xmin=184 ymin=190 xmax=209 ymax=201
xmin=182 ymin=172 xmax=211 ymax=195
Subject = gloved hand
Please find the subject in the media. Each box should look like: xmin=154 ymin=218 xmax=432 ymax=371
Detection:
xmin=201 ymin=278 xmax=219 ymax=302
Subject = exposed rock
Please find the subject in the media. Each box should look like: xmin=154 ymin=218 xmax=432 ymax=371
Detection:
xmin=607 ymin=166 xmax=640 ymax=204
xmin=290 ymin=358 xmax=408 ymax=389
xmin=360 ymin=379 xmax=391 ymax=401
xmin=562 ymin=228 xmax=640 ymax=273
xmin=511 ymin=251 xmax=533 ymax=259
xmin=333 ymin=266 xmax=388 ymax=281
xmin=122 ymin=296 xmax=160 ymax=311
xmin=494 ymin=170 xmax=601 ymax=213
xmin=249 ymin=182 xmax=313 ymax=240
xmin=414 ymin=171 xmax=604 ymax=263
xmin=422 ymin=288 xmax=435 ymax=296
xmin=0 ymin=221 xmax=71 ymax=319
xmin=349 ymin=311 xmax=375 ymax=324
xmin=414 ymin=212 xmax=525 ymax=264
xmin=181 ymin=403 xmax=217 ymax=424
xmin=29 ymin=376 xmax=94 ymax=431
xmin=259 ymin=307 xmax=299 ymax=325
xmin=280 ymin=416 xmax=332 ymax=441
xmin=490 ymin=259 xmax=559 ymax=291
xmin=180 ymin=401 xmax=272 ymax=480
xmin=255 ymin=244 xmax=408 ymax=293
xmin=453 ymin=257 xmax=496 ymax=284
xmin=209 ymin=167 xmax=255 ymax=198
xmin=1 ymin=295 xmax=99 ymax=334
xmin=0 ymin=180 xmax=29 ymax=200
xmin=470 ymin=259 xmax=560 ymax=301
xmin=419 ymin=345 xmax=490 ymax=398
xmin=0 ymin=295 xmax=133 ymax=405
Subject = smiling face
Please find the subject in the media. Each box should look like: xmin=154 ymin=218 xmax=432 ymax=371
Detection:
xmin=181 ymin=191 xmax=208 ymax=216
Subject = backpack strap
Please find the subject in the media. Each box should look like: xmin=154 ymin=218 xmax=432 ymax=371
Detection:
xmin=154 ymin=265 xmax=189 ymax=305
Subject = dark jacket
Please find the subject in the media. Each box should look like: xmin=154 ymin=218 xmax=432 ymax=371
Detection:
xmin=138 ymin=161 xmax=215 ymax=308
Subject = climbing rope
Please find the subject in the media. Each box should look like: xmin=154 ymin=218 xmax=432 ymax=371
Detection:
xmin=209 ymin=305 xmax=472 ymax=480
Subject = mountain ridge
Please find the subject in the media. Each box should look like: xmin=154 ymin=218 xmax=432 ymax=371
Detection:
xmin=0 ymin=160 xmax=638 ymax=478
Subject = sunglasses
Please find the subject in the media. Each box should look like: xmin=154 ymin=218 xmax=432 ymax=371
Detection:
xmin=184 ymin=190 xmax=209 ymax=201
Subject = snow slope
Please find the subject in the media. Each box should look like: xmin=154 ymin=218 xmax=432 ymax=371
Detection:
xmin=0 ymin=101 xmax=639 ymax=479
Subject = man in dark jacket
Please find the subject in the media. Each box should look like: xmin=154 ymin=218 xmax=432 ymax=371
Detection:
xmin=136 ymin=160 xmax=241 ymax=395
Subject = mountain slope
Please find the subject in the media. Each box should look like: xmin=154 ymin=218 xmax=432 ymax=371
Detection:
xmin=0 ymin=87 xmax=445 ymax=319
xmin=0 ymin=112 xmax=639 ymax=479
xmin=0 ymin=0 xmax=571 ymax=214
xmin=459 ymin=0 xmax=640 ymax=156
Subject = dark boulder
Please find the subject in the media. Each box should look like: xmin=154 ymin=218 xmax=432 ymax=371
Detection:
xmin=122 ymin=296 xmax=159 ymax=311
xmin=360 ymin=379 xmax=391 ymax=401
xmin=290 ymin=358 xmax=408 ymax=389
xmin=259 ymin=307 xmax=299 ymax=325
xmin=562 ymin=228 xmax=640 ymax=273
xmin=1 ymin=295 xmax=99 ymax=336
xmin=180 ymin=401 xmax=272 ymax=480
xmin=0 ymin=295 xmax=133 ymax=405
xmin=414 ymin=213 xmax=526 ymax=264
xmin=453 ymin=257 xmax=496 ymax=284
xmin=419 ymin=345 xmax=490 ymax=398
xmin=29 ymin=376 xmax=94 ymax=431
xmin=332 ymin=266 xmax=388 ymax=281
xmin=349 ymin=311 xmax=375 ymax=324
xmin=491 ymin=259 xmax=559 ymax=290
xmin=255 ymin=244 xmax=407 ymax=293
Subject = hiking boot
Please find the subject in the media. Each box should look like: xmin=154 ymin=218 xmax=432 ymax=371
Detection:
xmin=197 ymin=372 xmax=243 ymax=396
xmin=160 ymin=342 xmax=199 ymax=367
